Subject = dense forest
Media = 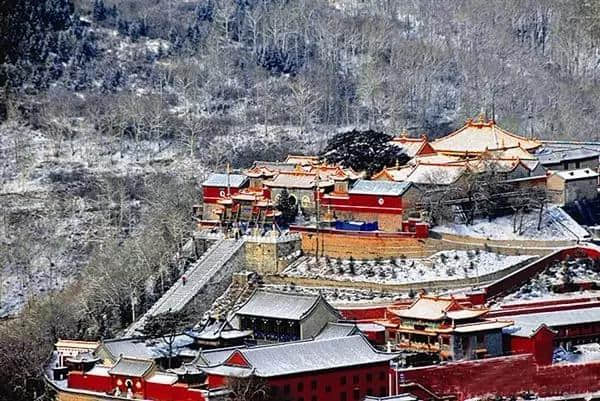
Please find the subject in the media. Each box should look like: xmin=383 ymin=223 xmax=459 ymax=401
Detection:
xmin=3 ymin=1 xmax=600 ymax=400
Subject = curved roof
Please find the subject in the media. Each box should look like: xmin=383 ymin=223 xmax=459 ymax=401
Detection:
xmin=234 ymin=289 xmax=338 ymax=321
xmin=349 ymin=180 xmax=412 ymax=196
xmin=202 ymin=173 xmax=248 ymax=188
xmin=431 ymin=117 xmax=541 ymax=154
xmin=390 ymin=296 xmax=488 ymax=321
xmin=201 ymin=335 xmax=397 ymax=378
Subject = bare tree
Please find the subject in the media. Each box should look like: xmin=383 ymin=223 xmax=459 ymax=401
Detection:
xmin=228 ymin=374 xmax=270 ymax=401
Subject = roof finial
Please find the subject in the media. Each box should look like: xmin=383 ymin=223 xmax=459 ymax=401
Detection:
xmin=477 ymin=111 xmax=485 ymax=124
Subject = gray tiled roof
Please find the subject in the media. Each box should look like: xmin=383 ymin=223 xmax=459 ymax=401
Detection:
xmin=187 ymin=319 xmax=252 ymax=341
xmin=201 ymin=335 xmax=397 ymax=377
xmin=505 ymin=307 xmax=600 ymax=337
xmin=197 ymin=346 xmax=245 ymax=367
xmin=349 ymin=179 xmax=411 ymax=196
xmin=252 ymin=161 xmax=297 ymax=172
xmin=537 ymin=147 xmax=599 ymax=165
xmin=234 ymin=289 xmax=327 ymax=321
xmin=315 ymin=322 xmax=359 ymax=340
xmin=102 ymin=338 xmax=154 ymax=360
xmin=202 ymin=173 xmax=247 ymax=188
xmin=108 ymin=358 xmax=154 ymax=377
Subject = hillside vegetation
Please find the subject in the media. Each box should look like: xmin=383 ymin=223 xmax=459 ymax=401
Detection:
xmin=2 ymin=1 xmax=600 ymax=400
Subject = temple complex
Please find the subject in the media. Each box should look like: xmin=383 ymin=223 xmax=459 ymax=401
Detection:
xmin=383 ymin=296 xmax=512 ymax=361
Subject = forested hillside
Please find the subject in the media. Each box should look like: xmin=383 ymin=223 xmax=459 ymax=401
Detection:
xmin=2 ymin=1 xmax=600 ymax=400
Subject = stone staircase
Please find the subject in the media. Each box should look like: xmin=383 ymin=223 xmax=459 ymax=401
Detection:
xmin=124 ymin=237 xmax=245 ymax=336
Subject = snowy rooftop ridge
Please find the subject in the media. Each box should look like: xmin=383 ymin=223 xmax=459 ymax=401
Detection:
xmin=200 ymin=334 xmax=398 ymax=378
xmin=553 ymin=168 xmax=598 ymax=181
xmin=202 ymin=173 xmax=247 ymax=188
xmin=349 ymin=179 xmax=412 ymax=196
xmin=234 ymin=288 xmax=338 ymax=321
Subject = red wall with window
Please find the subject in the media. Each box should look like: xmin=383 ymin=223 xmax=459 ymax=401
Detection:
xmin=202 ymin=186 xmax=242 ymax=203
xmin=322 ymin=193 xmax=403 ymax=215
xmin=265 ymin=362 xmax=390 ymax=401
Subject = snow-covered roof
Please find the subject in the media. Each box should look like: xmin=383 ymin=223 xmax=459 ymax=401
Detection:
xmin=252 ymin=161 xmax=297 ymax=172
xmin=410 ymin=153 xmax=462 ymax=165
xmin=101 ymin=338 xmax=155 ymax=360
xmin=264 ymin=172 xmax=333 ymax=189
xmin=391 ymin=296 xmax=488 ymax=321
xmin=202 ymin=173 xmax=247 ymax=188
xmin=488 ymin=146 xmax=538 ymax=160
xmin=406 ymin=163 xmax=466 ymax=185
xmin=538 ymin=147 xmax=599 ymax=165
xmin=315 ymin=322 xmax=359 ymax=340
xmin=234 ymin=289 xmax=335 ymax=321
xmin=145 ymin=372 xmax=178 ymax=385
xmin=508 ymin=307 xmax=600 ymax=336
xmin=390 ymin=135 xmax=430 ymax=158
xmin=108 ymin=358 xmax=154 ymax=377
xmin=187 ymin=319 xmax=252 ymax=341
xmin=431 ymin=117 xmax=541 ymax=154
xmin=438 ymin=320 xmax=513 ymax=334
xmin=202 ymin=335 xmax=397 ymax=378
xmin=285 ymin=155 xmax=321 ymax=165
xmin=55 ymin=339 xmax=99 ymax=350
xmin=86 ymin=366 xmax=111 ymax=377
xmin=197 ymin=346 xmax=244 ymax=367
xmin=552 ymin=168 xmax=599 ymax=181
xmin=349 ymin=180 xmax=412 ymax=196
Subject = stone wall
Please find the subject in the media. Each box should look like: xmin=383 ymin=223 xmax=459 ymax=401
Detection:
xmin=427 ymin=232 xmax=577 ymax=256
xmin=267 ymin=256 xmax=536 ymax=292
xmin=301 ymin=231 xmax=429 ymax=259
xmin=298 ymin=229 xmax=569 ymax=259
xmin=244 ymin=234 xmax=301 ymax=274
xmin=184 ymin=242 xmax=247 ymax=317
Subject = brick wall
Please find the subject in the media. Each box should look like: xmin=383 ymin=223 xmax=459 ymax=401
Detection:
xmin=244 ymin=236 xmax=301 ymax=274
xmin=398 ymin=354 xmax=600 ymax=401
xmin=300 ymin=231 xmax=428 ymax=259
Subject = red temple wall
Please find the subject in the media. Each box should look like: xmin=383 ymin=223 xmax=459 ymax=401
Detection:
xmin=67 ymin=371 xmax=112 ymax=393
xmin=397 ymin=354 xmax=600 ymax=401
xmin=265 ymin=362 xmax=391 ymax=401
xmin=338 ymin=306 xmax=389 ymax=321
xmin=202 ymin=186 xmax=242 ymax=203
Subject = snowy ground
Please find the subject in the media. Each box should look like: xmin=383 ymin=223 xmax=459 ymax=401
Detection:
xmin=502 ymin=257 xmax=600 ymax=303
xmin=433 ymin=206 xmax=590 ymax=241
xmin=282 ymin=251 xmax=536 ymax=286
xmin=554 ymin=344 xmax=600 ymax=364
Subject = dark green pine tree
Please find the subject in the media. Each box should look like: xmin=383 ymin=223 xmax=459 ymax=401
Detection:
xmin=92 ymin=0 xmax=106 ymax=22
xmin=276 ymin=188 xmax=298 ymax=225
xmin=321 ymin=129 xmax=410 ymax=177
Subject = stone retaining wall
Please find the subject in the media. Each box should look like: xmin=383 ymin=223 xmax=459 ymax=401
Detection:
xmin=266 ymin=257 xmax=537 ymax=292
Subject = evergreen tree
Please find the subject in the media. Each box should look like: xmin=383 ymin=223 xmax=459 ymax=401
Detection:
xmin=322 ymin=129 xmax=410 ymax=177
xmin=92 ymin=0 xmax=106 ymax=22
xmin=276 ymin=189 xmax=298 ymax=225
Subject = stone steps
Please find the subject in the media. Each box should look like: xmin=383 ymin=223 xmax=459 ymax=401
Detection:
xmin=124 ymin=237 xmax=244 ymax=336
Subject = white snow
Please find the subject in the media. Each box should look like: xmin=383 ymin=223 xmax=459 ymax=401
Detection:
xmin=502 ymin=256 xmax=600 ymax=303
xmin=433 ymin=206 xmax=590 ymax=241
xmin=283 ymin=251 xmax=536 ymax=286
